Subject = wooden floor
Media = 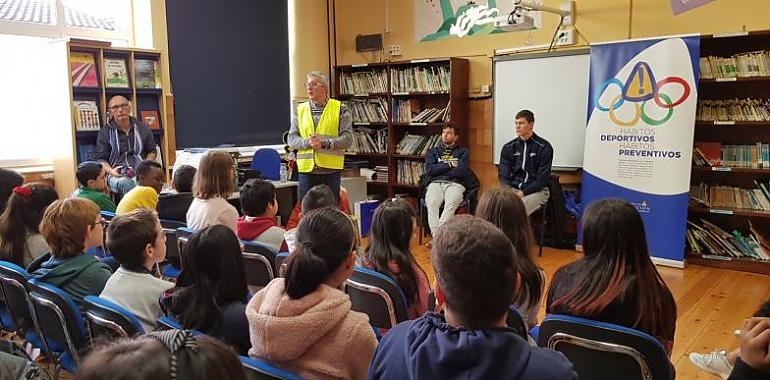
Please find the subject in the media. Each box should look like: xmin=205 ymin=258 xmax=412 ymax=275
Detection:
xmin=411 ymin=240 xmax=770 ymax=380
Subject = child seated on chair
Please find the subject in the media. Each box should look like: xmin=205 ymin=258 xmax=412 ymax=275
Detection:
xmin=0 ymin=183 xmax=58 ymax=267
xmin=116 ymin=160 xmax=165 ymax=215
xmin=100 ymin=208 xmax=173 ymax=332
xmin=157 ymin=165 xmax=196 ymax=223
xmin=236 ymin=179 xmax=286 ymax=252
xmin=284 ymin=184 xmax=337 ymax=253
xmin=367 ymin=215 xmax=577 ymax=380
xmin=31 ymin=198 xmax=112 ymax=312
xmin=75 ymin=161 xmax=116 ymax=212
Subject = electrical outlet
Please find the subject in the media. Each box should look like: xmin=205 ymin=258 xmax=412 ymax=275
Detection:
xmin=555 ymin=27 xmax=575 ymax=46
xmin=388 ymin=44 xmax=402 ymax=56
xmin=481 ymin=84 xmax=490 ymax=93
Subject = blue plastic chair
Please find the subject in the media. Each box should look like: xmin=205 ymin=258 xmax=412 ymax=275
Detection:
xmin=250 ymin=148 xmax=281 ymax=181
xmin=0 ymin=261 xmax=47 ymax=351
xmin=537 ymin=314 xmax=674 ymax=380
xmin=345 ymin=266 xmax=409 ymax=330
xmin=100 ymin=210 xmax=116 ymax=221
xmin=162 ymin=227 xmax=195 ymax=279
xmin=27 ymin=279 xmax=88 ymax=376
xmin=242 ymin=241 xmax=278 ymax=287
xmin=240 ymin=355 xmax=304 ymax=380
xmin=275 ymin=252 xmax=289 ymax=277
xmin=83 ymin=296 xmax=145 ymax=343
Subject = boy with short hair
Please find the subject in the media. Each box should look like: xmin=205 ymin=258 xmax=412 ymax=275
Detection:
xmin=236 ymin=179 xmax=285 ymax=252
xmin=116 ymin=160 xmax=165 ymax=214
xmin=75 ymin=161 xmax=117 ymax=212
xmin=100 ymin=208 xmax=173 ymax=332
xmin=284 ymin=184 xmax=337 ymax=253
xmin=367 ymin=215 xmax=577 ymax=380
xmin=157 ymin=165 xmax=196 ymax=222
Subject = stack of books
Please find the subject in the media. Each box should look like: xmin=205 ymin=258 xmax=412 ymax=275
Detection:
xmin=697 ymin=98 xmax=770 ymax=122
xmin=390 ymin=65 xmax=450 ymax=93
xmin=687 ymin=219 xmax=770 ymax=261
xmin=348 ymin=128 xmax=387 ymax=154
xmin=373 ymin=165 xmax=389 ymax=183
xmin=339 ymin=69 xmax=388 ymax=94
xmin=693 ymin=142 xmax=770 ymax=168
xmin=690 ymin=181 xmax=770 ymax=211
xmin=397 ymin=160 xmax=424 ymax=186
xmin=348 ymin=99 xmax=388 ymax=123
xmin=396 ymin=133 xmax=440 ymax=155
xmin=700 ymin=51 xmax=770 ymax=79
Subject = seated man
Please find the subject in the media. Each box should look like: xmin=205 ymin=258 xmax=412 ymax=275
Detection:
xmin=116 ymin=161 xmax=165 ymax=214
xmin=31 ymin=198 xmax=112 ymax=312
xmin=94 ymin=95 xmax=158 ymax=195
xmin=367 ymin=215 xmax=577 ymax=380
xmin=424 ymin=124 xmax=470 ymax=235
xmin=101 ymin=209 xmax=173 ymax=332
xmin=75 ymin=161 xmax=117 ymax=212
xmin=498 ymin=109 xmax=554 ymax=215
xmin=157 ymin=165 xmax=196 ymax=222
xmin=236 ymin=179 xmax=286 ymax=252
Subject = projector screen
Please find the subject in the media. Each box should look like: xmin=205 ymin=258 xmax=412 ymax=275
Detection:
xmin=493 ymin=49 xmax=590 ymax=169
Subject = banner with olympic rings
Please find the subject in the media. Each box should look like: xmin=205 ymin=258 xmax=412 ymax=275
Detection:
xmin=581 ymin=35 xmax=700 ymax=266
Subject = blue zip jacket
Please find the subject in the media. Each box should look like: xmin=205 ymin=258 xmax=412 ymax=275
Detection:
xmin=367 ymin=312 xmax=577 ymax=380
xmin=424 ymin=144 xmax=470 ymax=187
xmin=499 ymin=133 xmax=553 ymax=195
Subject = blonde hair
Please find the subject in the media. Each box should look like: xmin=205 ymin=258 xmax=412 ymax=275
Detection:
xmin=193 ymin=150 xmax=234 ymax=199
xmin=41 ymin=198 xmax=100 ymax=258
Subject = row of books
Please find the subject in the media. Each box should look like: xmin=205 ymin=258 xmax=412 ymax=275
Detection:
xmin=696 ymin=98 xmax=770 ymax=122
xmin=396 ymin=133 xmax=441 ymax=156
xmin=693 ymin=142 xmax=770 ymax=168
xmin=396 ymin=160 xmax=424 ymax=186
xmin=73 ymin=100 xmax=161 ymax=131
xmin=347 ymin=99 xmax=388 ymax=123
xmin=699 ymin=51 xmax=770 ymax=79
xmin=411 ymin=105 xmax=450 ymax=123
xmin=391 ymin=99 xmax=450 ymax=123
xmin=347 ymin=128 xmax=388 ymax=154
xmin=70 ymin=53 xmax=161 ymax=89
xmin=690 ymin=182 xmax=770 ymax=211
xmin=373 ymin=165 xmax=389 ymax=183
xmin=687 ymin=219 xmax=770 ymax=261
xmin=390 ymin=66 xmax=450 ymax=93
xmin=338 ymin=69 xmax=388 ymax=94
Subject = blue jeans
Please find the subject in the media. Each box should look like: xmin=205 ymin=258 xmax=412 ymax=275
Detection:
xmin=298 ymin=172 xmax=341 ymax=206
xmin=107 ymin=175 xmax=136 ymax=195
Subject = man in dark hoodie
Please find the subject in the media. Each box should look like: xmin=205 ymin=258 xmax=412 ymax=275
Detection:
xmin=367 ymin=215 xmax=577 ymax=380
xmin=32 ymin=198 xmax=112 ymax=312
xmin=236 ymin=179 xmax=286 ymax=252
xmin=424 ymin=124 xmax=470 ymax=235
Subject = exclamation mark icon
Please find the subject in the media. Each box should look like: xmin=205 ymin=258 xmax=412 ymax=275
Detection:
xmin=638 ymin=66 xmax=645 ymax=95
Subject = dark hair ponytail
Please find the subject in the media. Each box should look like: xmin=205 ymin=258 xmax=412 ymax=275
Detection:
xmin=0 ymin=183 xmax=58 ymax=266
xmin=285 ymin=208 xmax=354 ymax=299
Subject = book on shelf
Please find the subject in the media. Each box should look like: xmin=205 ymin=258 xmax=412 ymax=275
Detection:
xmin=690 ymin=182 xmax=770 ymax=211
xmin=697 ymin=98 xmax=770 ymax=122
xmin=103 ymin=58 xmax=129 ymax=88
xmin=692 ymin=142 xmax=770 ymax=168
xmin=687 ymin=218 xmax=770 ymax=261
xmin=396 ymin=133 xmax=441 ymax=156
xmin=70 ymin=52 xmax=98 ymax=87
xmin=134 ymin=59 xmax=161 ymax=89
xmin=347 ymin=127 xmax=388 ymax=154
xmin=74 ymin=100 xmax=101 ymax=131
xmin=373 ymin=165 xmax=389 ymax=183
xmin=339 ymin=69 xmax=388 ymax=94
xmin=693 ymin=142 xmax=722 ymax=167
xmin=347 ymin=99 xmax=388 ymax=123
xmin=77 ymin=143 xmax=97 ymax=163
xmin=140 ymin=110 xmax=161 ymax=130
xmin=390 ymin=65 xmax=450 ymax=93
xmin=699 ymin=51 xmax=770 ymax=79
xmin=396 ymin=160 xmax=424 ymax=186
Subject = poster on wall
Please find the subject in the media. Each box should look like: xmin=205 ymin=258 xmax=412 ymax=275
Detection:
xmin=670 ymin=0 xmax=716 ymax=15
xmin=581 ymin=35 xmax=700 ymax=267
xmin=415 ymin=0 xmax=541 ymax=42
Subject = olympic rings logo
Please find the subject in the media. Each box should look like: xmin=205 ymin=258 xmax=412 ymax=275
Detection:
xmin=593 ymin=61 xmax=691 ymax=127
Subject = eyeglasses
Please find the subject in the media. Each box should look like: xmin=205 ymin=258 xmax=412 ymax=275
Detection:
xmin=109 ymin=103 xmax=130 ymax=112
xmin=92 ymin=218 xmax=107 ymax=228
xmin=305 ymin=82 xmax=326 ymax=89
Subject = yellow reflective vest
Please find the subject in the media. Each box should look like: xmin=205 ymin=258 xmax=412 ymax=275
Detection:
xmin=296 ymin=99 xmax=344 ymax=173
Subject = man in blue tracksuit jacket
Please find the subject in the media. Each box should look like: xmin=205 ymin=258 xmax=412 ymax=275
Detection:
xmin=367 ymin=215 xmax=577 ymax=380
xmin=424 ymin=124 xmax=470 ymax=235
xmin=498 ymin=109 xmax=553 ymax=215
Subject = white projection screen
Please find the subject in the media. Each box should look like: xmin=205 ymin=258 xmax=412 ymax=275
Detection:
xmin=493 ymin=49 xmax=590 ymax=169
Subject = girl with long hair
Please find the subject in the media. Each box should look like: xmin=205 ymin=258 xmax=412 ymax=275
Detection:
xmin=0 ymin=183 xmax=59 ymax=266
xmin=475 ymin=187 xmax=545 ymax=328
xmin=546 ymin=198 xmax=677 ymax=355
xmin=186 ymin=150 xmax=239 ymax=232
xmin=364 ymin=199 xmax=430 ymax=320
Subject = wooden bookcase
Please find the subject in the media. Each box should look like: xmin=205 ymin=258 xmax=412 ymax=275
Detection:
xmin=64 ymin=41 xmax=173 ymax=193
xmin=333 ymin=57 xmax=469 ymax=199
xmin=687 ymin=31 xmax=770 ymax=275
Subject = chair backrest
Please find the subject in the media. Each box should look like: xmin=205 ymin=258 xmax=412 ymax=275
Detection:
xmin=160 ymin=219 xmax=187 ymax=230
xmin=100 ymin=210 xmax=116 ymax=221
xmin=27 ymin=279 xmax=87 ymax=364
xmin=240 ymin=356 xmax=304 ymax=380
xmin=250 ymin=149 xmax=281 ymax=181
xmin=345 ymin=266 xmax=409 ymax=329
xmin=275 ymin=252 xmax=289 ymax=277
xmin=0 ymin=261 xmax=34 ymax=333
xmin=538 ymin=315 xmax=673 ymax=380
xmin=176 ymin=227 xmax=196 ymax=268
xmin=157 ymin=315 xmax=183 ymax=330
xmin=83 ymin=296 xmax=144 ymax=343
xmin=241 ymin=241 xmax=277 ymax=287
xmin=506 ymin=305 xmax=529 ymax=341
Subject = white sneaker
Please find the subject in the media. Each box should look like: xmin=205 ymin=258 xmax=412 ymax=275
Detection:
xmin=689 ymin=349 xmax=733 ymax=380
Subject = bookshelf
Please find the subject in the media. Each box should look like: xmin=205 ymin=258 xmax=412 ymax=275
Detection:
xmin=66 ymin=41 xmax=172 ymax=190
xmin=687 ymin=31 xmax=770 ymax=274
xmin=334 ymin=57 xmax=469 ymax=199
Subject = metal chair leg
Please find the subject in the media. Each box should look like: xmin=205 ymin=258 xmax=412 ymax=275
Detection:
xmin=539 ymin=211 xmax=545 ymax=257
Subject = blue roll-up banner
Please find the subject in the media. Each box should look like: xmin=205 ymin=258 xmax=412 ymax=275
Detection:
xmin=581 ymin=35 xmax=700 ymax=267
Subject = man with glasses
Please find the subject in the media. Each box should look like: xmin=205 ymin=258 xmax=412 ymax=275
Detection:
xmin=95 ymin=95 xmax=158 ymax=195
xmin=288 ymin=71 xmax=352 ymax=204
